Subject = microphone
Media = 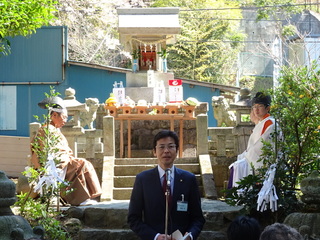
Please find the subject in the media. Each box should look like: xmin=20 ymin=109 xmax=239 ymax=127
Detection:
xmin=165 ymin=169 xmax=171 ymax=187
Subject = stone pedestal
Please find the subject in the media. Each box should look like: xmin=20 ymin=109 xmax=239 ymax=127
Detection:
xmin=0 ymin=171 xmax=44 ymax=239
xmin=284 ymin=171 xmax=320 ymax=239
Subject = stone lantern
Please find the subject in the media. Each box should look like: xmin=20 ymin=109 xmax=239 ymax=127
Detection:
xmin=0 ymin=170 xmax=44 ymax=239
xmin=284 ymin=171 xmax=320 ymax=239
xmin=62 ymin=87 xmax=86 ymax=157
xmin=229 ymin=88 xmax=255 ymax=154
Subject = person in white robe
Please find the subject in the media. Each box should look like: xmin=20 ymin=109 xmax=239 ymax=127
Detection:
xmin=229 ymin=92 xmax=275 ymax=188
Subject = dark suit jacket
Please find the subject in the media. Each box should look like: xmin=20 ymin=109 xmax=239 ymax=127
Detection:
xmin=128 ymin=166 xmax=205 ymax=240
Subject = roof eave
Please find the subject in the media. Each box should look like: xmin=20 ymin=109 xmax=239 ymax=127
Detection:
xmin=181 ymin=78 xmax=240 ymax=94
xmin=67 ymin=61 xmax=132 ymax=74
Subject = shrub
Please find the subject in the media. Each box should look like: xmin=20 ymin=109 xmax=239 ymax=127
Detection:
xmin=225 ymin=62 xmax=320 ymax=225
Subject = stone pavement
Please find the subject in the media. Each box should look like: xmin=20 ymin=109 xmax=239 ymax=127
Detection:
xmin=62 ymin=198 xmax=243 ymax=240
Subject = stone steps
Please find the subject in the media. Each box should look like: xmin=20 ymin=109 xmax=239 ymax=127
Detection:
xmin=113 ymin=187 xmax=134 ymax=200
xmin=115 ymin=157 xmax=199 ymax=165
xmin=114 ymin=175 xmax=202 ymax=188
xmin=114 ymin=164 xmax=200 ymax=176
xmin=64 ymin=199 xmax=243 ymax=240
xmin=78 ymin=229 xmax=226 ymax=240
xmin=113 ymin=157 xmax=201 ymax=200
xmin=78 ymin=229 xmax=138 ymax=240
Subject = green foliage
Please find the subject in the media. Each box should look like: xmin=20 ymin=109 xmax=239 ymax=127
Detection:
xmin=131 ymin=49 xmax=141 ymax=59
xmin=152 ymin=0 xmax=245 ymax=84
xmin=237 ymin=0 xmax=302 ymax=21
xmin=0 ymin=37 xmax=10 ymax=55
xmin=0 ymin=0 xmax=57 ymax=55
xmin=225 ymin=140 xmax=303 ymax=224
xmin=225 ymin=174 xmax=262 ymax=212
xmin=271 ymin=62 xmax=320 ymax=185
xmin=225 ymin=62 xmax=320 ymax=224
xmin=15 ymin=86 xmax=72 ymax=239
xmin=282 ymin=25 xmax=297 ymax=37
xmin=157 ymin=48 xmax=168 ymax=59
xmin=240 ymin=75 xmax=273 ymax=93
xmin=225 ymin=172 xmax=302 ymax=225
xmin=30 ymin=87 xmax=62 ymax=174
xmin=241 ymin=114 xmax=251 ymax=122
xmin=15 ymin=193 xmax=71 ymax=240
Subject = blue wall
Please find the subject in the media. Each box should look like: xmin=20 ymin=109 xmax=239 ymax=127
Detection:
xmin=0 ymin=66 xmax=127 ymax=137
xmin=0 ymin=26 xmax=127 ymax=137
xmin=65 ymin=64 xmax=126 ymax=104
xmin=0 ymin=26 xmax=68 ymax=137
xmin=0 ymin=26 xmax=219 ymax=137
xmin=182 ymin=83 xmax=218 ymax=127
xmin=0 ymin=26 xmax=66 ymax=82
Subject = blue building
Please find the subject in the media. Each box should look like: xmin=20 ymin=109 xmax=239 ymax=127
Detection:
xmin=0 ymin=26 xmax=239 ymax=138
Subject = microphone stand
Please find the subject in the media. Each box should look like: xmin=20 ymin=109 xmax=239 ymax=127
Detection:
xmin=165 ymin=184 xmax=170 ymax=240
xmin=165 ymin=169 xmax=171 ymax=240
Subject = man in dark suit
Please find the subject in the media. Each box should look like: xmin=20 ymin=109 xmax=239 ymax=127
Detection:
xmin=128 ymin=130 xmax=205 ymax=240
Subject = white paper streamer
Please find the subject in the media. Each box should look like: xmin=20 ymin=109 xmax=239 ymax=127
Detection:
xmin=33 ymin=154 xmax=66 ymax=195
xmin=257 ymin=164 xmax=278 ymax=212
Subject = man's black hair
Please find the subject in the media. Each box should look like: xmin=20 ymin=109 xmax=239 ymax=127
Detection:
xmin=227 ymin=215 xmax=261 ymax=240
xmin=252 ymin=92 xmax=271 ymax=107
xmin=153 ymin=130 xmax=179 ymax=150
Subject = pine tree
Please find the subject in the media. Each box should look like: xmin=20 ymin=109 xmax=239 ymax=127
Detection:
xmin=152 ymin=0 xmax=245 ymax=84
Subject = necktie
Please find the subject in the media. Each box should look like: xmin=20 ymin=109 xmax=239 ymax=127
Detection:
xmin=163 ymin=174 xmax=172 ymax=205
xmin=162 ymin=174 xmax=168 ymax=193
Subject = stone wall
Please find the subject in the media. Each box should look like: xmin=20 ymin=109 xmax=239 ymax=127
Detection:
xmin=78 ymin=103 xmax=206 ymax=184
xmin=208 ymin=126 xmax=253 ymax=197
xmin=95 ymin=103 xmax=208 ymax=158
xmin=77 ymin=102 xmax=254 ymax=198
xmin=114 ymin=119 xmax=197 ymax=158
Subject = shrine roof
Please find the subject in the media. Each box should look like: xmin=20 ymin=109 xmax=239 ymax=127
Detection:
xmin=67 ymin=60 xmax=132 ymax=73
xmin=181 ymin=78 xmax=240 ymax=97
xmin=117 ymin=7 xmax=181 ymax=35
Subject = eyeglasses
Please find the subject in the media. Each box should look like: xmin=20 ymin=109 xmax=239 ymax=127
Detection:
xmin=252 ymin=104 xmax=266 ymax=109
xmin=156 ymin=144 xmax=177 ymax=151
xmin=60 ymin=114 xmax=68 ymax=120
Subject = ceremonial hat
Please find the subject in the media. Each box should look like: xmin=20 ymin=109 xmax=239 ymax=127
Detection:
xmin=252 ymin=92 xmax=271 ymax=106
xmin=38 ymin=96 xmax=67 ymax=114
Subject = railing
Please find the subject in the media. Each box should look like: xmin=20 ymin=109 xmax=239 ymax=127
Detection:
xmin=208 ymin=126 xmax=253 ymax=158
xmin=28 ymin=102 xmax=254 ymax=200
xmin=208 ymin=127 xmax=236 ymax=157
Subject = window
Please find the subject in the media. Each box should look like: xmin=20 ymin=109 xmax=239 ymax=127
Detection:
xmin=0 ymin=86 xmax=17 ymax=130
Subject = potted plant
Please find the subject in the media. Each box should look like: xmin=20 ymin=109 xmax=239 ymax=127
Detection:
xmin=157 ymin=48 xmax=168 ymax=73
xmin=131 ymin=49 xmax=140 ymax=72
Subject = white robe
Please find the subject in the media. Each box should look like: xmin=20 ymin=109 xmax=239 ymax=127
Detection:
xmin=245 ymin=115 xmax=275 ymax=170
xmin=230 ymin=115 xmax=275 ymax=187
